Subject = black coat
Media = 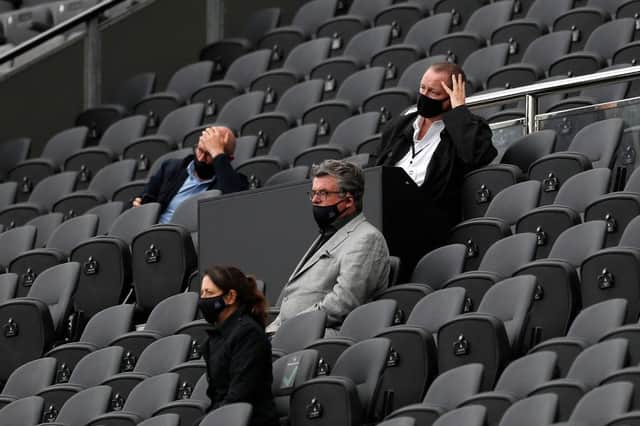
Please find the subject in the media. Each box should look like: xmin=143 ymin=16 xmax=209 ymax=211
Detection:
xmin=376 ymin=106 xmax=496 ymax=252
xmin=139 ymin=153 xmax=249 ymax=211
xmin=203 ymin=309 xmax=279 ymax=426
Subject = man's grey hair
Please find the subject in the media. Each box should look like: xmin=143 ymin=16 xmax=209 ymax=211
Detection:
xmin=312 ymin=159 xmax=365 ymax=211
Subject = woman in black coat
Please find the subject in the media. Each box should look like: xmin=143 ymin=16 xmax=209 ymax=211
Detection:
xmin=197 ymin=265 xmax=279 ymax=426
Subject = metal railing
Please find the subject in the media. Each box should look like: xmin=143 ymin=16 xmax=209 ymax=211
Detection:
xmin=0 ymin=0 xmax=128 ymax=107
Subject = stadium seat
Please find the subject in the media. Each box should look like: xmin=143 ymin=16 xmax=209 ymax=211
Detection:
xmin=497 ymin=393 xmax=559 ymax=426
xmin=552 ymin=0 xmax=614 ymax=52
xmin=384 ymin=363 xmax=485 ymax=425
xmin=290 ymin=337 xmax=391 ymax=426
xmin=0 ymin=181 xmax=17 ymax=209
xmin=86 ymin=201 xmax=124 ymax=235
xmin=409 ymin=243 xmax=467 ymax=290
xmin=438 ymin=275 xmax=536 ymax=389
xmin=0 ymin=356 xmax=56 ymax=409
xmin=433 ymin=405 xmax=487 ymax=426
xmin=25 ymin=212 xmax=63 ymax=249
xmin=0 ymin=395 xmax=44 ymax=426
xmin=0 ymin=273 xmax=17 ymax=303
xmin=199 ymin=402 xmax=253 ymax=426
xmin=39 ymin=384 xmax=112 ymax=426
xmin=264 ymin=165 xmax=310 ymax=186
xmin=460 ymin=164 xmax=524 ymax=220
xmin=271 ymin=311 xmax=327 ymax=359
xmin=64 ymin=115 xmax=148 ymax=188
xmin=373 ymin=1 xmax=431 ymax=46
xmin=152 ymin=372 xmax=210 ymax=426
xmin=270 ymin=349 xmax=319 ymax=422
xmin=500 ymin=129 xmax=557 ymax=173
xmin=0 ymin=225 xmax=36 ymax=272
xmin=0 ymin=137 xmax=30 ymax=182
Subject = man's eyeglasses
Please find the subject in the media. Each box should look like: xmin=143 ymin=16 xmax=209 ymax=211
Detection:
xmin=308 ymin=190 xmax=345 ymax=201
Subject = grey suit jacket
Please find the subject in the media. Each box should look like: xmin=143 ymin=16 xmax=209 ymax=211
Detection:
xmin=267 ymin=213 xmax=390 ymax=333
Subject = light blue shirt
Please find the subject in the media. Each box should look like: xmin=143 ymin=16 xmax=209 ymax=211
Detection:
xmin=158 ymin=161 xmax=214 ymax=224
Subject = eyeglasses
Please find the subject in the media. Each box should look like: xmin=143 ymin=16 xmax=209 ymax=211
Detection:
xmin=308 ymin=190 xmax=345 ymax=201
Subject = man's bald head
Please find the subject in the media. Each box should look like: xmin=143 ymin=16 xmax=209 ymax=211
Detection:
xmin=425 ymin=62 xmax=466 ymax=90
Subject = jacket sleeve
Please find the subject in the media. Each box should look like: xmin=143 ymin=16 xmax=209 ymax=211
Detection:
xmin=442 ymin=105 xmax=497 ymax=171
xmin=212 ymin=154 xmax=249 ymax=193
xmin=210 ymin=326 xmax=271 ymax=408
xmin=139 ymin=160 xmax=169 ymax=203
xmin=299 ymin=229 xmax=390 ymax=326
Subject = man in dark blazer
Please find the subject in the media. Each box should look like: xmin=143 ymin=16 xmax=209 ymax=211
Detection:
xmin=134 ymin=126 xmax=249 ymax=223
xmin=376 ymin=62 xmax=497 ymax=259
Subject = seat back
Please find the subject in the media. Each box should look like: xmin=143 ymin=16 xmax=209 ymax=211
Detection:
xmin=68 ymin=346 xmax=123 ymax=388
xmin=272 ymin=311 xmax=327 ymax=354
xmin=157 ymin=104 xmax=204 ymax=144
xmin=553 ymin=168 xmax=611 ymax=213
xmin=0 ymin=137 xmax=30 ymax=176
xmin=404 ymin=13 xmax=452 ymax=52
xmin=567 ymin=118 xmax=623 ymax=168
xmin=465 ymin=1 xmax=513 ymax=40
xmin=619 ymin=214 xmax=640 ymax=248
xmin=26 ymin=213 xmax=63 ymax=248
xmin=343 ymin=25 xmax=391 ymax=63
xmin=433 ymin=405 xmax=486 ymax=426
xmin=28 ymin=171 xmax=77 ymax=210
xmin=463 ymin=43 xmax=510 ymax=91
xmin=566 ymin=299 xmax=627 ymax=344
xmin=165 ymin=61 xmax=213 ymax=101
xmin=335 ymin=67 xmax=386 ymax=106
xmin=224 ymin=49 xmax=272 ymax=89
xmin=548 ymin=221 xmax=607 ymax=266
xmin=526 ymin=0 xmax=574 ymax=28
xmin=583 ymin=18 xmax=635 ymax=60
xmin=424 ymin=363 xmax=484 ymax=409
xmin=87 ymin=159 xmax=137 ymax=200
xmin=87 ymin=202 xmax=124 ymax=235
xmin=569 ymin=382 xmax=634 ymax=426
xmin=122 ymin=372 xmax=180 ymax=419
xmin=275 ymin=79 xmax=325 ymax=119
xmin=269 ymin=124 xmax=317 ymax=164
xmin=521 ymin=30 xmax=572 ymax=71
xmin=484 ymin=180 xmax=541 ymax=225
xmin=41 ymin=127 xmax=88 ymax=166
xmin=494 ymin=351 xmax=557 ymax=399
xmin=328 ymin=112 xmax=380 ymax=153
xmin=80 ymin=304 xmax=135 ymax=347
xmin=396 ymin=55 xmax=449 ymax=92
xmin=241 ymin=7 xmax=281 ymax=45
xmin=339 ymin=299 xmax=397 ymax=341
xmin=199 ymin=402 xmax=253 ymax=426
xmin=45 ymin=214 xmax=98 ymax=255
xmin=215 ymin=91 xmax=265 ymax=131
xmin=283 ymin=37 xmax=333 ymax=76
xmin=290 ymin=0 xmax=338 ymax=34
xmin=498 ymin=394 xmax=559 ymax=426
xmin=169 ymin=189 xmax=222 ymax=232
xmin=27 ymin=262 xmax=80 ymax=328
xmin=111 ymin=72 xmax=156 ymax=110
xmin=145 ymin=292 xmax=199 ymax=336
xmin=134 ymin=334 xmax=191 ymax=376
xmin=54 ymin=385 xmax=112 ymax=426
xmin=108 ymin=202 xmax=160 ymax=245
xmin=501 ymin=130 xmax=556 ymax=173
xmin=406 ymin=287 xmax=466 ymax=334
xmin=100 ymin=115 xmax=148 ymax=155
xmin=0 ymin=396 xmax=44 ymax=426
xmin=478 ymin=233 xmax=538 ymax=277
xmin=0 ymin=225 xmax=36 ymax=268
xmin=410 ymin=244 xmax=466 ymax=289
xmin=1 ymin=357 xmax=56 ymax=399
xmin=566 ymin=339 xmax=628 ymax=388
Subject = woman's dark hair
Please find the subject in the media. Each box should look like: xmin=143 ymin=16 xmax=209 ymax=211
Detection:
xmin=203 ymin=265 xmax=268 ymax=327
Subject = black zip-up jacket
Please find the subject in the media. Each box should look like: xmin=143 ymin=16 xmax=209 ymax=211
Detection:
xmin=203 ymin=309 xmax=279 ymax=426
xmin=139 ymin=154 xmax=249 ymax=211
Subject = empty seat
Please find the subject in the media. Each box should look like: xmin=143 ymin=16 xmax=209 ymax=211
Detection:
xmin=290 ymin=337 xmax=391 ymax=426
xmin=528 ymin=118 xmax=622 ymax=205
xmin=270 ymin=349 xmax=319 ymax=422
xmin=515 ymin=221 xmax=608 ymax=351
xmin=460 ymin=164 xmax=524 ymax=220
xmin=241 ymin=79 xmax=325 ymax=155
xmin=235 ymin=124 xmax=317 ymax=188
xmin=39 ymin=384 xmax=112 ymax=426
xmin=0 ymin=357 xmax=56 ymax=409
xmin=384 ymin=363 xmax=485 ymax=426
xmin=0 ymin=262 xmax=80 ymax=382
xmin=438 ymin=276 xmax=536 ymax=389
xmin=0 ymin=395 xmax=44 ymax=426
xmin=152 ymin=372 xmax=211 ymax=426
xmin=264 ymin=166 xmax=310 ymax=187
xmin=529 ymin=299 xmax=628 ymax=376
xmin=0 ymin=137 xmax=30 ymax=182
xmin=199 ymin=402 xmax=253 ymax=426
xmin=433 ymin=405 xmax=487 ymax=426
xmin=25 ymin=213 xmax=64 ymax=249
xmin=271 ymin=311 xmax=327 ymax=359
xmin=302 ymin=66 xmax=386 ymax=144
xmin=200 ymin=7 xmax=281 ymax=78
xmin=429 ymin=1 xmax=513 ymax=64
xmin=86 ymin=201 xmax=125 ymax=235
xmin=552 ymin=0 xmax=615 ymax=52
xmin=0 ymin=225 xmax=36 ymax=272
xmin=517 ymin=168 xmax=611 ymax=259
xmin=304 ymin=300 xmax=396 ymax=375
xmin=500 ymin=129 xmax=557 ymax=173
xmin=9 ymin=214 xmax=98 ymax=298
xmin=0 ymin=273 xmax=18 ymax=304
xmin=459 ymin=351 xmax=558 ymax=426
xmin=8 ymin=128 xmax=86 ymax=202
xmin=497 ymin=394 xmax=559 ymax=426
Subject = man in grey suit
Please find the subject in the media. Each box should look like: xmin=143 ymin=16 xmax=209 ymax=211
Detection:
xmin=266 ymin=159 xmax=390 ymax=334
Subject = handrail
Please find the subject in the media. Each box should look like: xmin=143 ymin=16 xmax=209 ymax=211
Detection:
xmin=0 ymin=0 xmax=127 ymax=64
xmin=465 ymin=65 xmax=640 ymax=107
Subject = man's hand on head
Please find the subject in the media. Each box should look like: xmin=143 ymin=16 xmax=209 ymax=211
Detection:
xmin=132 ymin=197 xmax=142 ymax=208
xmin=441 ymin=73 xmax=466 ymax=109
xmin=199 ymin=126 xmax=230 ymax=159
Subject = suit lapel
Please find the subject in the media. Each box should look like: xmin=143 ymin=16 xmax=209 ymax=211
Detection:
xmin=287 ymin=214 xmax=365 ymax=282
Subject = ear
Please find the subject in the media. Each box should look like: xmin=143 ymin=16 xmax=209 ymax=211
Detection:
xmin=225 ymin=289 xmax=237 ymax=306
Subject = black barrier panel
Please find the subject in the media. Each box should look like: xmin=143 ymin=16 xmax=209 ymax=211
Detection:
xmin=198 ymin=166 xmax=429 ymax=304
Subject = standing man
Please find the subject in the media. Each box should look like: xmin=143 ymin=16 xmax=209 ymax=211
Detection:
xmin=133 ymin=126 xmax=249 ymax=223
xmin=377 ymin=62 xmax=496 ymax=256
xmin=267 ymin=159 xmax=390 ymax=334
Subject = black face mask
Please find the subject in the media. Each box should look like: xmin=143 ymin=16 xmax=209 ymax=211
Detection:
xmin=312 ymin=200 xmax=345 ymax=230
xmin=417 ymin=93 xmax=447 ymax=118
xmin=198 ymin=295 xmax=227 ymax=324
xmin=194 ymin=159 xmax=215 ymax=180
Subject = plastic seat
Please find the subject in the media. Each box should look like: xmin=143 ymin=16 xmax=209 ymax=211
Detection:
xmin=0 ymin=137 xmax=30 ymax=182
xmin=529 ymin=299 xmax=627 ymax=376
xmin=290 ymin=338 xmax=391 ymax=426
xmin=310 ymin=26 xmax=391 ymax=100
xmin=460 ymin=164 xmax=524 ymax=220
xmin=87 ymin=201 xmax=125 ymax=235
xmin=271 ymin=311 xmax=327 ymax=359
xmin=384 ymin=363 xmax=485 ymax=426
xmin=200 ymin=7 xmax=281 ymax=78
xmin=0 ymin=225 xmax=36 ymax=272
xmin=64 ymin=115 xmax=148 ymax=189
xmin=190 ymin=49 xmax=272 ymax=122
xmin=500 ymin=129 xmax=557 ymax=173
xmin=25 ymin=213 xmax=63 ymax=249
xmin=552 ymin=0 xmax=616 ymax=52
xmin=528 ymin=118 xmax=623 ymax=205
xmin=549 ymin=18 xmax=635 ymax=78
xmin=294 ymin=112 xmax=380 ymax=166
xmin=257 ymin=0 xmax=338 ymax=67
xmin=199 ymin=402 xmax=253 ymax=426
xmin=70 ymin=203 xmax=160 ymax=319
xmin=235 ymin=124 xmax=317 ymax=188
xmin=497 ymin=394 xmax=559 ymax=426
xmin=270 ymin=349 xmax=319 ymax=421
xmin=459 ymin=351 xmax=558 ymax=426
xmin=0 ymin=262 xmax=80 ymax=382
xmin=241 ymin=79 xmax=325 ymax=155
xmin=302 ymin=66 xmax=386 ymax=144
xmin=264 ymin=166 xmax=310 ymax=187
xmin=438 ymin=276 xmax=537 ymax=389
xmin=517 ymin=168 xmax=611 ymax=259
xmin=433 ymin=405 xmax=486 ymax=426
xmin=133 ymin=61 xmax=213 ymax=131
xmin=370 ymin=14 xmax=451 ymax=88
xmin=250 ymin=38 xmax=332 ymax=112
xmin=8 ymin=128 xmax=86 ymax=203
xmin=515 ymin=221 xmax=608 ymax=351
xmin=0 ymin=357 xmax=56 ymax=409
xmin=429 ymin=1 xmax=513 ymax=64
xmin=0 ymin=395 xmax=44 ymax=426
xmin=152 ymin=373 xmax=210 ymax=426
xmin=38 ymin=385 xmax=112 ymax=426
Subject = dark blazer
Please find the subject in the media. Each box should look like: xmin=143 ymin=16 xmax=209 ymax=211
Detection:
xmin=139 ymin=153 xmax=249 ymax=211
xmin=203 ymin=309 xmax=279 ymax=426
xmin=376 ymin=105 xmax=496 ymax=251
